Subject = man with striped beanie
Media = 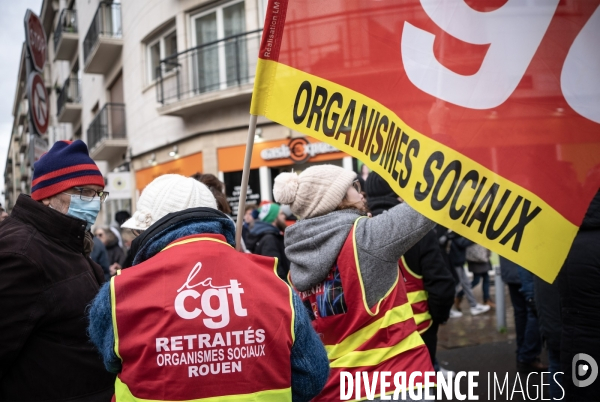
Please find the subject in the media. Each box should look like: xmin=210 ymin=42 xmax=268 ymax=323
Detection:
xmin=0 ymin=140 xmax=116 ymax=401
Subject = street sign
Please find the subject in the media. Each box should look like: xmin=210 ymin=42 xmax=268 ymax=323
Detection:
xmin=27 ymin=72 xmax=49 ymax=135
xmin=24 ymin=10 xmax=46 ymax=72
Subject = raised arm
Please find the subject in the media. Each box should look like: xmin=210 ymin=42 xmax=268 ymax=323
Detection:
xmin=355 ymin=202 xmax=435 ymax=263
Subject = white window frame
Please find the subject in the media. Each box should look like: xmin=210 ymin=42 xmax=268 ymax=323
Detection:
xmin=258 ymin=0 xmax=269 ymax=27
xmin=146 ymin=27 xmax=177 ymax=84
xmin=189 ymin=0 xmax=245 ymax=91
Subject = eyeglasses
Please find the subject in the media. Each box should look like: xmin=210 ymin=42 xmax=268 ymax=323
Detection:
xmin=65 ymin=187 xmax=110 ymax=203
xmin=352 ymin=180 xmax=362 ymax=194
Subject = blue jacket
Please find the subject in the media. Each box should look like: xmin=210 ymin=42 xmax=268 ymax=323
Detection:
xmin=90 ymin=236 xmax=110 ymax=282
xmin=88 ymin=207 xmax=329 ymax=402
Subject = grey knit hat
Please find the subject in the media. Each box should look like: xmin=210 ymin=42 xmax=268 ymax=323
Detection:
xmin=273 ymin=165 xmax=356 ymax=219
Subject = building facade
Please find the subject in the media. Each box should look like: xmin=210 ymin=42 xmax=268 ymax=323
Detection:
xmin=3 ymin=0 xmax=354 ymax=223
xmin=120 ymin=0 xmax=352 ymax=218
xmin=4 ymin=0 xmax=77 ymax=213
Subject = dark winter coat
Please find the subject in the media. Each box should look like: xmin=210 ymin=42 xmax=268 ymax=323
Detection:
xmin=246 ymin=221 xmax=290 ymax=281
xmin=534 ymin=276 xmax=561 ymax=351
xmin=499 ymin=256 xmax=521 ymax=285
xmin=105 ymin=237 xmax=126 ymax=267
xmin=432 ymin=225 xmax=460 ymax=284
xmin=402 ymin=230 xmax=456 ymax=323
xmin=91 ymin=236 xmax=111 ymax=281
xmin=447 ymin=232 xmax=474 ymax=268
xmin=0 ymin=194 xmax=115 ymax=401
xmin=467 ymin=260 xmax=492 ymax=275
xmin=558 ymin=190 xmax=600 ymax=401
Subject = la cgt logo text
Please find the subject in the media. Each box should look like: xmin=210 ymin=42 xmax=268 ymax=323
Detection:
xmin=341 ymin=370 xmax=573 ymax=401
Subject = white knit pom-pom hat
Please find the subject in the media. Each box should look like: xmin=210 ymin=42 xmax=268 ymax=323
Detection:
xmin=273 ymin=165 xmax=356 ymax=219
xmin=121 ymin=174 xmax=217 ymax=231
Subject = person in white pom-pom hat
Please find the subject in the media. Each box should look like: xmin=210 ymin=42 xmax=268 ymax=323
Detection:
xmin=273 ymin=164 xmax=437 ymax=401
xmin=88 ymin=173 xmax=330 ymax=402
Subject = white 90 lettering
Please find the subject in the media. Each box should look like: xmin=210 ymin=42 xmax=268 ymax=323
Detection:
xmin=401 ymin=0 xmax=559 ymax=109
xmin=561 ymin=5 xmax=600 ymax=124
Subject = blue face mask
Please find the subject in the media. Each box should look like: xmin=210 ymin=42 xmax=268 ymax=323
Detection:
xmin=66 ymin=195 xmax=101 ymax=230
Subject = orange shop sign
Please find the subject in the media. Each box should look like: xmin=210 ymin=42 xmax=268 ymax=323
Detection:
xmin=135 ymin=152 xmax=203 ymax=192
xmin=218 ymin=137 xmax=347 ymax=172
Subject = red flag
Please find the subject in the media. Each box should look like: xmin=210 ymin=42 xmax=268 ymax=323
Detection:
xmin=251 ymin=0 xmax=600 ymax=282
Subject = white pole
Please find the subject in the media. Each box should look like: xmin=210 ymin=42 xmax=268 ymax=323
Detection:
xmin=495 ymin=264 xmax=507 ymax=331
xmin=235 ymin=114 xmax=258 ymax=250
xmin=259 ymin=166 xmax=272 ymax=202
xmin=342 ymin=156 xmax=354 ymax=171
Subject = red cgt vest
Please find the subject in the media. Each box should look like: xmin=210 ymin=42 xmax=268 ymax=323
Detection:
xmin=295 ymin=219 xmax=433 ymax=400
xmin=399 ymin=256 xmax=433 ymax=334
xmin=110 ymin=234 xmax=294 ymax=401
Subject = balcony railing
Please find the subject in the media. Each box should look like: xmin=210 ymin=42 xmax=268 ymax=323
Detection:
xmin=57 ymin=78 xmax=81 ymax=117
xmin=54 ymin=9 xmax=78 ymax=52
xmin=87 ymin=103 xmax=126 ymax=151
xmin=17 ymin=99 xmax=28 ymax=125
xmin=156 ymin=29 xmax=261 ymax=106
xmin=83 ymin=2 xmax=122 ymax=67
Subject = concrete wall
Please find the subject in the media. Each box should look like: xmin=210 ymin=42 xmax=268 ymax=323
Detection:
xmin=76 ymin=0 xmax=112 ymax=148
xmin=121 ymin=0 xmax=266 ymax=169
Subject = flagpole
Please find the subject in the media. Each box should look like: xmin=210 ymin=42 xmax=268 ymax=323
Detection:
xmin=235 ymin=114 xmax=258 ymax=250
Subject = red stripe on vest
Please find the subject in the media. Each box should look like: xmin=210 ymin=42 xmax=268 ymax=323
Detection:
xmin=351 ymin=320 xmax=420 ymax=353
xmin=112 ymin=234 xmax=293 ymax=400
xmin=411 ymin=300 xmax=429 ymax=315
xmin=399 ymin=257 xmax=433 ymax=333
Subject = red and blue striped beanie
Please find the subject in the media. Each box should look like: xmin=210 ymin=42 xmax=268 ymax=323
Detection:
xmin=31 ymin=140 xmax=104 ymax=201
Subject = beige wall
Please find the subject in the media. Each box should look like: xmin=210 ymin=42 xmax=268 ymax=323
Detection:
xmin=66 ymin=0 xmax=272 ymax=212
xmin=76 ymin=0 xmax=114 ymax=151
xmin=122 ymin=0 xmax=266 ymax=163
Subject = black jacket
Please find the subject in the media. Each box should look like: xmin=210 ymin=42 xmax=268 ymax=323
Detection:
xmin=534 ymin=276 xmax=561 ymax=351
xmin=499 ymin=256 xmax=522 ymax=285
xmin=91 ymin=236 xmax=111 ymax=281
xmin=105 ymin=237 xmax=126 ymax=267
xmin=403 ymin=230 xmax=457 ymax=323
xmin=0 ymin=194 xmax=115 ymax=401
xmin=447 ymin=232 xmax=474 ymax=268
xmin=558 ymin=190 xmax=600 ymax=401
xmin=246 ymin=221 xmax=290 ymax=281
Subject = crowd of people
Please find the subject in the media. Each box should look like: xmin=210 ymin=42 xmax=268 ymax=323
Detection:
xmin=0 ymin=139 xmax=598 ymax=401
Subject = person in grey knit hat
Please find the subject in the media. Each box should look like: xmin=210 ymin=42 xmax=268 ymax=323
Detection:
xmin=364 ymin=171 xmax=456 ymax=375
xmin=274 ymin=164 xmax=436 ymax=401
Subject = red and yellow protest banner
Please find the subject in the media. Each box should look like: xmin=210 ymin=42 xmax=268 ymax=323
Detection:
xmin=250 ymin=0 xmax=600 ymax=282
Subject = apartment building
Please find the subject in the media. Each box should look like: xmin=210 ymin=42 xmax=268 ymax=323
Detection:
xmin=3 ymin=0 xmax=353 ymax=222
xmin=121 ymin=0 xmax=352 ymax=217
xmin=3 ymin=0 xmax=76 ymax=213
